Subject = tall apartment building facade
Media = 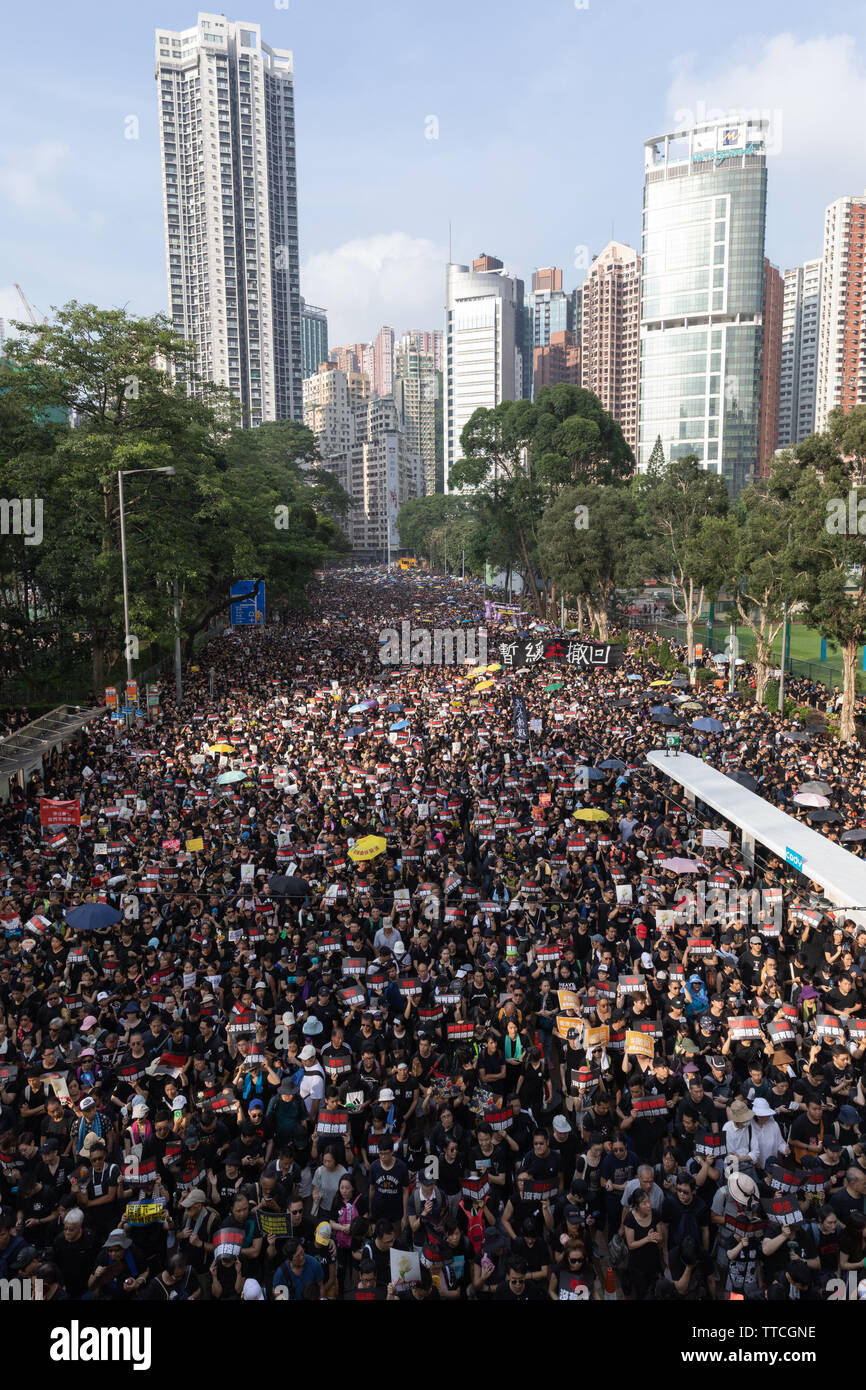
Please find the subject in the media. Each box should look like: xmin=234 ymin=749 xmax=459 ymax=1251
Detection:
xmin=302 ymin=360 xmax=369 ymax=458
xmin=394 ymin=342 xmax=437 ymax=496
xmin=444 ymin=254 xmax=526 ymax=488
xmin=302 ymin=364 xmax=421 ymax=553
xmin=373 ymin=326 xmax=395 ymax=397
xmin=580 ymin=242 xmax=641 ymax=453
xmin=639 ymin=120 xmax=768 ymax=494
xmin=779 ymin=259 xmax=822 ymax=449
xmin=525 ymin=267 xmax=578 ymax=400
xmin=155 ymin=13 xmax=302 ymax=425
xmin=533 ymin=331 xmax=581 ymax=392
xmin=816 ymin=194 xmax=866 ymax=432
xmin=401 ymin=329 xmax=443 ymax=372
xmin=299 ymin=298 xmax=328 ymax=380
xmin=757 ymin=259 xmax=783 ymax=475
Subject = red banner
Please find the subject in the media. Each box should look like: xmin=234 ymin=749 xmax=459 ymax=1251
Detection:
xmin=40 ymin=798 xmax=81 ymax=828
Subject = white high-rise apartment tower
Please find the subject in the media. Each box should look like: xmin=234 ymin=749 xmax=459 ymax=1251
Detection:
xmin=815 ymin=193 xmax=866 ymax=433
xmin=155 ymin=14 xmax=302 ymax=426
xmin=778 ymin=260 xmax=822 ymax=449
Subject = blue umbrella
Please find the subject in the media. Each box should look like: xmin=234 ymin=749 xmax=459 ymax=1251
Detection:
xmin=386 ymin=702 xmax=404 ymax=713
xmin=692 ymin=716 xmax=724 ymax=732
xmin=65 ymin=903 xmax=122 ymax=931
xmin=390 ymin=719 xmax=411 ymax=731
xmin=600 ymin=758 xmax=626 ymax=770
xmin=626 ymin=674 xmax=642 ymax=682
xmin=651 ymin=704 xmax=674 ymax=716
xmin=576 ymin=765 xmax=605 ymax=781
xmin=345 ymin=726 xmax=366 ymax=737
xmin=348 ymin=703 xmax=367 ymax=714
xmin=216 ymin=769 xmax=247 ymax=784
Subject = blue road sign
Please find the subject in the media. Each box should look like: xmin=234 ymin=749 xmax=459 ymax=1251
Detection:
xmin=230 ymin=580 xmax=266 ymax=627
xmin=785 ymin=846 xmax=803 ymax=872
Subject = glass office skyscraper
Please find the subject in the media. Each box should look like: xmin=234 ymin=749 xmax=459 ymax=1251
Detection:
xmin=638 ymin=119 xmax=768 ymax=494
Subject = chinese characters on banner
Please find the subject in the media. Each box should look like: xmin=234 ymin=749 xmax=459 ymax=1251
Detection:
xmin=498 ymin=640 xmax=622 ymax=668
xmin=39 ymin=798 xmax=81 ymax=828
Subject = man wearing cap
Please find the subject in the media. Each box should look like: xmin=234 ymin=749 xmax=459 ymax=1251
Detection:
xmin=298 ymin=1044 xmax=326 ymax=1124
xmin=177 ymin=1186 xmax=220 ymax=1294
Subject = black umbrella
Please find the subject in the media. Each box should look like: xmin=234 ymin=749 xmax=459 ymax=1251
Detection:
xmin=651 ymin=711 xmax=682 ymax=727
xmin=726 ymin=770 xmax=759 ymax=791
xmin=807 ymin=808 xmax=843 ymax=824
xmin=600 ymin=758 xmax=627 ymax=770
xmin=670 ymin=676 xmax=690 ymax=688
xmin=841 ymin=828 xmax=866 ymax=843
xmin=785 ymin=730 xmax=812 ymax=742
xmin=268 ymin=874 xmax=311 ymax=898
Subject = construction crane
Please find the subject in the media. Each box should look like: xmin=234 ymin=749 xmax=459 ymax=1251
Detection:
xmin=14 ymin=283 xmax=48 ymax=327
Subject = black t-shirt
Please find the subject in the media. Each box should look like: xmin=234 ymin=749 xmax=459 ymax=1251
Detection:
xmin=367 ymin=1157 xmax=409 ymax=1217
xmin=52 ymin=1228 xmax=99 ymax=1297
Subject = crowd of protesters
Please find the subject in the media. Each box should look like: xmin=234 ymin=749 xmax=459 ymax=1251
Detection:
xmin=0 ymin=568 xmax=864 ymax=1304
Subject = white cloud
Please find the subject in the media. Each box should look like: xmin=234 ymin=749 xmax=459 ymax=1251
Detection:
xmin=301 ymin=232 xmax=445 ymax=344
xmin=0 ymin=140 xmax=75 ymax=220
xmin=665 ymin=34 xmax=866 ymax=264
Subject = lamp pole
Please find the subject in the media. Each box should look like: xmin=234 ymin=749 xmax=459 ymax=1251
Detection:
xmin=117 ymin=464 xmax=176 ymax=692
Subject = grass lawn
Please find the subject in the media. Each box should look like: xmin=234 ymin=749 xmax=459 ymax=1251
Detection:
xmin=687 ymin=620 xmax=861 ymax=670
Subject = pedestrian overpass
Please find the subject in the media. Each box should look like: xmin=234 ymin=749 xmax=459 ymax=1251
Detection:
xmin=647 ymin=749 xmax=866 ymax=929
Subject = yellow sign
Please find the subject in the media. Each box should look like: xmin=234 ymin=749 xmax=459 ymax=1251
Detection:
xmin=625 ymin=1030 xmax=655 ymax=1059
xmin=185 ymin=837 xmax=204 ymax=853
xmin=555 ymin=1015 xmax=583 ymax=1041
xmin=348 ymin=835 xmax=387 ymax=863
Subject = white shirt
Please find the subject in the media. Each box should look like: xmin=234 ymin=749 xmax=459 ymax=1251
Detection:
xmin=722 ymin=1119 xmax=759 ymax=1166
xmin=299 ymin=1065 xmax=325 ymax=1114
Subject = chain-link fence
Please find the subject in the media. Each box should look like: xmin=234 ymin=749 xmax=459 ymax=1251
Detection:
xmin=626 ymin=615 xmax=847 ymax=691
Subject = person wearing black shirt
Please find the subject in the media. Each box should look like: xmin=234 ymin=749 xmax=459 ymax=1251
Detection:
xmin=52 ymin=1209 xmax=99 ymax=1298
xmin=493 ymin=1259 xmax=542 ymax=1300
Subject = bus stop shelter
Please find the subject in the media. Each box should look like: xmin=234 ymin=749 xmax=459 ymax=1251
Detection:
xmin=647 ymin=749 xmax=866 ymax=929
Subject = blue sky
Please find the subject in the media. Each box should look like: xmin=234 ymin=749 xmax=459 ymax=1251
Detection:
xmin=2 ymin=1 xmax=866 ymax=345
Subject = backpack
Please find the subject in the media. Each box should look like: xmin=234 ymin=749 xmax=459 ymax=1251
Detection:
xmin=458 ymin=1200 xmax=485 ymax=1258
xmin=608 ymin=1231 xmax=629 ymax=1271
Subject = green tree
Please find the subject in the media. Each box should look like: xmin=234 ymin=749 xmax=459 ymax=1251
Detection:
xmin=537 ymin=484 xmax=641 ymax=640
xmin=648 ymin=434 xmax=666 ymax=473
xmin=636 ymin=455 xmax=729 ymax=664
xmin=777 ymin=416 xmax=866 ymax=739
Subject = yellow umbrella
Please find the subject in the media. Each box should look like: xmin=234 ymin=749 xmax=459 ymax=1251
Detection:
xmin=574 ymin=808 xmax=609 ymax=822
xmin=649 ymin=680 xmax=671 ymax=688
xmin=485 ymin=663 xmax=502 ymax=672
xmin=348 ymin=835 xmax=387 ymax=863
xmin=475 ymin=679 xmax=495 ymax=692
xmin=209 ymin=743 xmax=236 ymax=754
xmin=469 ymin=667 xmax=489 ymax=680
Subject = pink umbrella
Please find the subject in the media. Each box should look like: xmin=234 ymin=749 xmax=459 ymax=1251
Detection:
xmin=793 ymin=793 xmax=830 ymax=808
xmin=660 ymin=857 xmax=707 ymax=873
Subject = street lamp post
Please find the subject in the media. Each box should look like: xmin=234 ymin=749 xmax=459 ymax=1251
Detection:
xmin=117 ymin=464 xmax=176 ymax=695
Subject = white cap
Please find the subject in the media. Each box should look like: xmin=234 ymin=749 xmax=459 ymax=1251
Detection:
xmin=379 ymin=1088 xmax=395 ymax=1101
xmin=299 ymin=1044 xmax=317 ymax=1061
xmin=640 ymin=952 xmax=653 ymax=970
xmin=173 ymin=1095 xmax=187 ymax=1109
